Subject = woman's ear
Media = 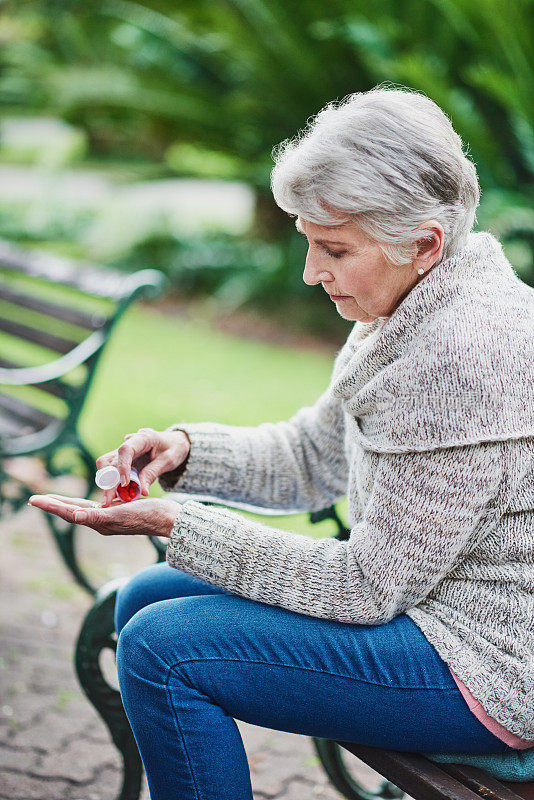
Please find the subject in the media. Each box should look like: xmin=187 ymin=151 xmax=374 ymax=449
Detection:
xmin=414 ymin=221 xmax=444 ymax=270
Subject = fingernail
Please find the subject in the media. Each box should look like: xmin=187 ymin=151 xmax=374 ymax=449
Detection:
xmin=121 ymin=475 xmax=128 ymax=487
xmin=74 ymin=511 xmax=88 ymax=523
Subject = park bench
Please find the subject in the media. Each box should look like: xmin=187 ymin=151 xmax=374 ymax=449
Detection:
xmin=74 ymin=494 xmax=534 ymax=800
xmin=0 ymin=239 xmax=168 ymax=593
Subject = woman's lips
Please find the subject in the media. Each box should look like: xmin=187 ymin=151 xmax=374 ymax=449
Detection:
xmin=329 ymin=294 xmax=350 ymax=301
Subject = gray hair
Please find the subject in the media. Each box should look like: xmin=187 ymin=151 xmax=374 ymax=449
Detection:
xmin=270 ymin=84 xmax=480 ymax=266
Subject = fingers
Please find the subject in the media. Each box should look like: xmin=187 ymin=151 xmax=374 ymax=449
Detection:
xmin=28 ymin=495 xmax=84 ymax=523
xmin=137 ymin=452 xmax=177 ymax=495
xmin=95 ymin=450 xmax=119 ymax=469
xmin=45 ymin=494 xmax=124 ymax=509
xmin=96 ymin=428 xmax=159 ymax=489
xmin=124 ymin=428 xmax=154 ymax=440
xmin=28 ymin=495 xmax=122 ymax=530
xmin=29 ymin=494 xmax=85 ymax=508
xmin=29 ymin=494 xmax=124 ymax=515
xmin=101 ymin=488 xmax=118 ymax=508
xmin=116 ymin=434 xmax=152 ymax=487
xmin=43 ymin=494 xmax=102 ymax=508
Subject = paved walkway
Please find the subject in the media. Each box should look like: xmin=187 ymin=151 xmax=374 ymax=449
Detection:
xmin=0 ymin=466 xmax=387 ymax=800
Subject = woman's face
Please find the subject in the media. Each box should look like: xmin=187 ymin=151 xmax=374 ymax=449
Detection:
xmin=297 ymin=217 xmax=440 ymax=322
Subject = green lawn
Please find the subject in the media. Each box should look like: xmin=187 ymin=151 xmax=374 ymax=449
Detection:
xmin=80 ymin=304 xmax=348 ymax=538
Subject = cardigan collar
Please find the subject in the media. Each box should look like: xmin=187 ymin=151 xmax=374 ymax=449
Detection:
xmin=331 ymin=231 xmax=534 ymax=453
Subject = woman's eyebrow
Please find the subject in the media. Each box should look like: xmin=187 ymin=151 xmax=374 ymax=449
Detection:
xmin=315 ymin=238 xmax=349 ymax=246
xmin=294 ymin=219 xmax=349 ymax=246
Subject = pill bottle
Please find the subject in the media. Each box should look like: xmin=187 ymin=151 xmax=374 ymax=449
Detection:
xmin=95 ymin=465 xmax=141 ymax=502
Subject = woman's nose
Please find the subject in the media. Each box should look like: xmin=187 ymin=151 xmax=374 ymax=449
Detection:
xmin=302 ymin=252 xmax=335 ymax=286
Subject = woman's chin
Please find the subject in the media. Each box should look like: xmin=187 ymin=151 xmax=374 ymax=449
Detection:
xmin=335 ymin=299 xmax=377 ymax=323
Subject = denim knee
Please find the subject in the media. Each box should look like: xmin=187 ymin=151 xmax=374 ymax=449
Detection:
xmin=113 ymin=563 xmax=171 ymax=634
xmin=115 ymin=600 xmax=183 ymax=695
xmin=116 ymin=604 xmax=161 ymax=680
xmin=115 ymin=610 xmax=148 ymax=693
xmin=114 ymin=563 xmax=232 ymax=636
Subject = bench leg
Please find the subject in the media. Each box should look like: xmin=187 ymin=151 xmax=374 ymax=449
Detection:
xmin=312 ymin=737 xmax=405 ymax=800
xmin=0 ymin=451 xmax=98 ymax=593
xmin=75 ymin=579 xmax=143 ymax=800
xmin=44 ymin=515 xmax=98 ymax=594
xmin=43 ymin=436 xmax=99 ymax=594
xmin=0 ymin=459 xmax=33 ymax=516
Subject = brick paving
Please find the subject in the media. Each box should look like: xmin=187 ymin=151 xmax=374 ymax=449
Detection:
xmin=0 ymin=466 xmax=389 ymax=800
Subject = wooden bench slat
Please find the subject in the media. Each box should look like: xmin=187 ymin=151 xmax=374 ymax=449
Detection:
xmin=0 ymin=243 xmax=127 ymax=300
xmin=0 ymin=284 xmax=108 ymax=330
xmin=0 ymin=409 xmax=33 ymax=438
xmin=501 ymin=782 xmax=534 ymax=800
xmin=439 ymin=762 xmax=530 ymax=800
xmin=337 ymin=742 xmax=486 ymax=800
xmin=0 ymin=392 xmax=60 ymax=431
xmin=0 ymin=358 xmax=72 ymax=398
xmin=0 ymin=317 xmax=80 ymax=354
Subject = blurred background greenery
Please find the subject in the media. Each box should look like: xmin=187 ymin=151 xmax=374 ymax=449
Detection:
xmin=1 ymin=0 xmax=532 ymax=551
xmin=1 ymin=0 xmax=533 ymax=342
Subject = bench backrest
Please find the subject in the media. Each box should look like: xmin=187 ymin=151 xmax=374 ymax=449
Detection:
xmin=0 ymin=240 xmax=167 ymax=454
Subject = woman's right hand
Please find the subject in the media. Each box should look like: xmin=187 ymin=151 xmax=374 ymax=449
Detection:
xmin=96 ymin=427 xmax=191 ymax=507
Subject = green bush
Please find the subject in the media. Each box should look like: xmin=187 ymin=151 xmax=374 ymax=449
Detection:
xmin=1 ymin=0 xmax=533 ymax=312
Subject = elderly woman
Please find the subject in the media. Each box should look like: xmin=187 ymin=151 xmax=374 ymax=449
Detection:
xmin=29 ymin=86 xmax=534 ymax=800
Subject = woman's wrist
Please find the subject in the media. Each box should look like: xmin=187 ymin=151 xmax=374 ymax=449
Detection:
xmin=158 ymin=429 xmax=192 ymax=491
xmin=160 ymin=499 xmax=181 ymax=538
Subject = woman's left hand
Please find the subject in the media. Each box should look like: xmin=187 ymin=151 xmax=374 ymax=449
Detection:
xmin=28 ymin=494 xmax=179 ymax=538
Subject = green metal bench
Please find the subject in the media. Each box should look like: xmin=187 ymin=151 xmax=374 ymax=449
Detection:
xmin=0 ymin=240 xmax=169 ymax=594
xmin=74 ymin=496 xmax=534 ymax=800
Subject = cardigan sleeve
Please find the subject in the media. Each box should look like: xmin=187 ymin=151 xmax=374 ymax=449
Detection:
xmin=166 ymin=440 xmax=504 ymax=624
xmin=158 ymin=385 xmax=349 ymax=512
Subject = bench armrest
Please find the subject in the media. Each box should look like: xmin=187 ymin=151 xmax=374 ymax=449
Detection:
xmin=167 ymin=491 xmax=308 ymax=516
xmin=0 ymin=329 xmax=106 ymax=385
xmin=166 ymin=493 xmax=350 ymax=542
xmin=0 ymin=240 xmax=168 ymax=302
xmin=119 ymin=269 xmax=168 ymax=304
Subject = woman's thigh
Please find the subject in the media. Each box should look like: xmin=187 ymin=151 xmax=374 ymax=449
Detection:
xmin=117 ymin=590 xmax=509 ymax=754
xmin=114 ymin=562 xmax=231 ymax=634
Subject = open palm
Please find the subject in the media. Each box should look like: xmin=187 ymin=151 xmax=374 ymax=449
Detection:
xmin=28 ymin=494 xmax=179 ymax=539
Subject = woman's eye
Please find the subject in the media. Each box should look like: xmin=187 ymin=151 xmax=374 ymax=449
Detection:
xmin=323 ymin=246 xmax=347 ymax=259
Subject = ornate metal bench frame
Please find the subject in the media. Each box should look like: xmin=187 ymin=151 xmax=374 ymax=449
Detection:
xmin=0 ymin=240 xmax=168 ymax=593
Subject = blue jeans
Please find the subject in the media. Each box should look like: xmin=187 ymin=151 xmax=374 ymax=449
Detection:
xmin=115 ymin=562 xmax=510 ymax=800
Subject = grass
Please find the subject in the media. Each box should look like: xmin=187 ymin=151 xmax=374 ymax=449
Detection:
xmin=84 ymin=305 xmax=335 ymax=434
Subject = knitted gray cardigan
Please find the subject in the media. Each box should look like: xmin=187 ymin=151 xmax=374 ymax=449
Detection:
xmin=159 ymin=230 xmax=534 ymax=741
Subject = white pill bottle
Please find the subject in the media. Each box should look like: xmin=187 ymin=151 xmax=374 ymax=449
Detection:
xmin=95 ymin=465 xmax=142 ymax=502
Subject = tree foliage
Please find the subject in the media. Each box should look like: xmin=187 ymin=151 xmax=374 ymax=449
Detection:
xmin=2 ymin=0 xmax=533 ymax=320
